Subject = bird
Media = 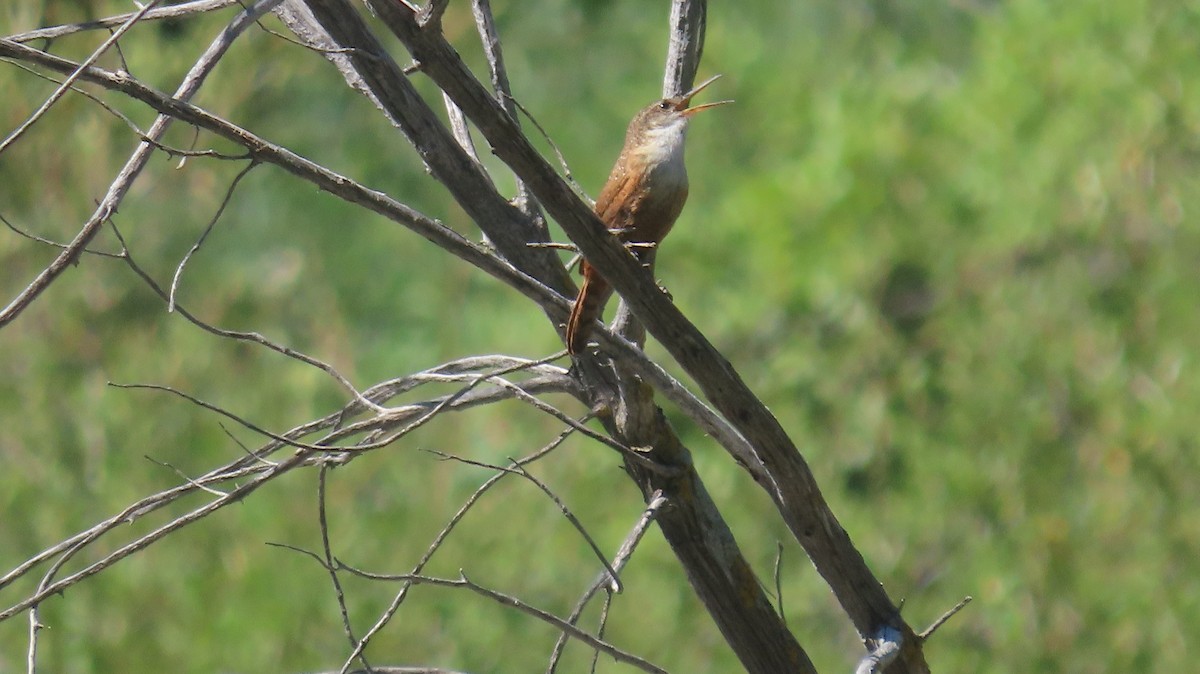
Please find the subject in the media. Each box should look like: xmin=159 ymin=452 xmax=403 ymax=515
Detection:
xmin=565 ymin=75 xmax=730 ymax=354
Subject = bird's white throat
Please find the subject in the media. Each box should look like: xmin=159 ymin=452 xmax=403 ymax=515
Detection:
xmin=635 ymin=118 xmax=689 ymax=186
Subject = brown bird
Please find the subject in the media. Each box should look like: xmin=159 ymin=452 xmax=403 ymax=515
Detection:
xmin=565 ymin=75 xmax=731 ymax=354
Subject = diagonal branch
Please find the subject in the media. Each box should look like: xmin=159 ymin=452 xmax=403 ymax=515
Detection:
xmin=360 ymin=3 xmax=926 ymax=669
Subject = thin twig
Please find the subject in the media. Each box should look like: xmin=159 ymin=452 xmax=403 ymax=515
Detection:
xmin=547 ymin=493 xmax=667 ymax=674
xmin=318 ymin=464 xmax=372 ymax=671
xmin=426 ymin=451 xmax=623 ymax=593
xmin=919 ymin=595 xmax=972 ymax=640
xmin=0 ymin=210 xmax=122 ymax=258
xmin=335 ymin=425 xmax=576 ymax=673
xmin=1 ymin=60 xmax=248 ymax=163
xmin=110 ymin=219 xmax=384 ymax=413
xmin=0 ymin=452 xmax=309 ymax=623
xmin=0 ymin=0 xmax=285 ymax=329
xmin=6 ymin=0 xmax=240 ymax=43
xmin=110 ymin=382 xmax=357 ymax=452
xmin=482 ymin=375 xmax=676 ymax=476
xmin=218 ymin=421 xmax=279 ymax=467
xmin=500 ymin=91 xmax=590 ymax=205
xmin=373 ymin=571 xmax=668 ymax=674
xmin=168 ymin=160 xmax=259 ymax=311
xmin=0 ymin=0 xmax=162 ymax=156
xmin=143 ymin=456 xmax=230 ymax=497
xmin=470 ymin=0 xmax=544 ymax=224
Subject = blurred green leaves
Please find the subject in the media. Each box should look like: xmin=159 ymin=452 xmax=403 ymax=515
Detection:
xmin=2 ymin=0 xmax=1199 ymax=672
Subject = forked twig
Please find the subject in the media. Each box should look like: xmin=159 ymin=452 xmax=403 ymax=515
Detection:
xmin=547 ymin=493 xmax=667 ymax=674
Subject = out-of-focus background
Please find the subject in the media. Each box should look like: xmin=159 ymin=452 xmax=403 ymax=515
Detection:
xmin=1 ymin=0 xmax=1196 ymax=671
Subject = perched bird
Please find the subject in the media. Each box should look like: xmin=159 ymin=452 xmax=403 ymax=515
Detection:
xmin=566 ymin=75 xmax=730 ymax=354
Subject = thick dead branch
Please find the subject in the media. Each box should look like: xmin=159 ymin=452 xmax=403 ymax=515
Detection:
xmin=355 ymin=2 xmax=926 ymax=670
xmin=0 ymin=1 xmax=938 ymax=671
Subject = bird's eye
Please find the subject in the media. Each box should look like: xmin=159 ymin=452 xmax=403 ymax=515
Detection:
xmin=658 ymin=100 xmax=671 ymax=110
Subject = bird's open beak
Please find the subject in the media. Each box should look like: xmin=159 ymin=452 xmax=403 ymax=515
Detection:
xmin=677 ymin=74 xmax=734 ymax=116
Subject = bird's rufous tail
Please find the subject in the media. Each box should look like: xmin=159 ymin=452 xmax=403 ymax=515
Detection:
xmin=565 ymin=263 xmax=613 ymax=354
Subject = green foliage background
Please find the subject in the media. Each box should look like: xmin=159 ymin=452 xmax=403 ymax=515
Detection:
xmin=1 ymin=0 xmax=1197 ymax=671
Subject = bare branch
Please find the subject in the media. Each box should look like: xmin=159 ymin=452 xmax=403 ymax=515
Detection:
xmin=0 ymin=0 xmax=162 ymax=157
xmin=547 ymin=493 xmax=668 ymax=674
xmin=287 ymin=0 xmax=568 ymax=291
xmin=372 ymin=572 xmax=668 ymax=674
xmin=0 ymin=452 xmax=310 ymax=623
xmin=363 ymin=0 xmax=920 ymax=660
xmin=143 ymin=456 xmax=230 ymax=497
xmin=317 ymin=464 xmax=372 ymax=672
xmin=26 ymin=605 xmax=43 ymax=674
xmin=110 ymin=382 xmax=360 ymax=452
xmin=663 ymin=0 xmax=708 ymax=96
xmin=0 ymin=0 xmax=284 ymax=329
xmin=2 ymin=60 xmax=246 ymax=162
xmin=1 ymin=41 xmax=755 ymax=487
xmin=428 ymin=452 xmax=624 ymax=593
xmin=470 ymin=0 xmax=544 ymax=224
xmin=311 ymin=668 xmax=474 ymax=674
xmin=0 ymin=354 xmax=578 ymax=607
xmin=335 ymin=427 xmax=575 ymax=672
xmin=478 ymin=374 xmax=674 ymax=475
xmin=502 ymin=92 xmax=590 ymax=207
xmin=0 ymin=210 xmax=121 ymax=258
xmin=0 ymin=39 xmax=570 ymax=317
xmin=919 ymin=595 xmax=972 ymax=640
xmin=6 ymin=0 xmax=241 ymax=43
xmin=110 ymin=219 xmax=384 ymax=411
xmin=168 ymin=160 xmax=260 ymax=311
xmin=501 ymin=458 xmax=620 ymax=586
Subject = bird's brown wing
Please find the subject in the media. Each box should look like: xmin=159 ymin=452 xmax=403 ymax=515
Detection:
xmin=565 ymin=164 xmax=643 ymax=353
xmin=567 ymin=160 xmax=688 ymax=353
xmin=594 ymin=161 xmax=642 ymax=236
xmin=595 ymin=164 xmax=687 ymax=246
